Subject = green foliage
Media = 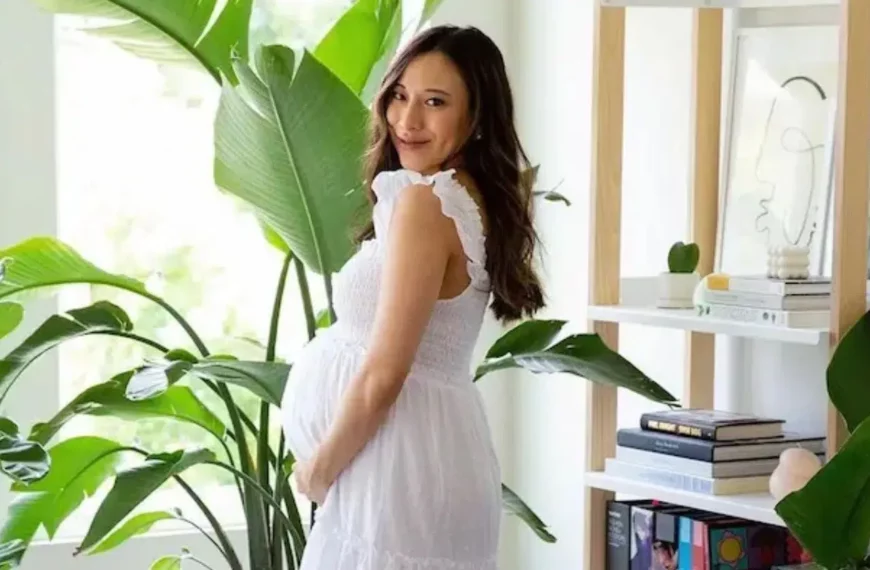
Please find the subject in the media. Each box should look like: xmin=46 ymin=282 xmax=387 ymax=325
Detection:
xmin=775 ymin=310 xmax=870 ymax=569
xmin=28 ymin=0 xmax=254 ymax=83
xmin=2 ymin=1 xmax=679 ymax=568
xmin=667 ymin=240 xmax=700 ymax=274
xmin=0 ymin=418 xmax=50 ymax=484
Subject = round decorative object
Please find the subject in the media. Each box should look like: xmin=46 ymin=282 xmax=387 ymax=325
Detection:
xmin=766 ymin=246 xmax=810 ymax=279
xmin=769 ymin=447 xmax=822 ymax=500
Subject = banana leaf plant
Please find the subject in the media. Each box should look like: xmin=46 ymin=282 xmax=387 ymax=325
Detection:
xmin=0 ymin=0 xmax=674 ymax=568
xmin=773 ymin=309 xmax=870 ymax=570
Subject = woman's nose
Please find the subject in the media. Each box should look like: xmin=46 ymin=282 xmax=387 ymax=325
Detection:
xmin=398 ymin=101 xmax=424 ymax=130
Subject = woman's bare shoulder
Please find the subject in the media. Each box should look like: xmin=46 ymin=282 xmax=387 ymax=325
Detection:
xmin=451 ymin=168 xmax=489 ymax=233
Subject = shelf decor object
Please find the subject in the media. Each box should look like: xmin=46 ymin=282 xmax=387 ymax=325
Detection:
xmin=656 ymin=241 xmax=701 ymax=309
xmin=584 ymin=0 xmax=870 ymax=568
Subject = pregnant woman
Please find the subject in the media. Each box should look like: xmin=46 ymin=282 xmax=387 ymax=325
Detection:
xmin=281 ymin=24 xmax=545 ymax=569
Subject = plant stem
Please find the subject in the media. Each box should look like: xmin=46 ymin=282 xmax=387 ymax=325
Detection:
xmin=294 ymin=258 xmax=316 ymax=340
xmin=323 ymin=272 xmax=335 ymax=324
xmin=282 ymin=486 xmax=305 ymax=567
xmin=185 ymin=555 xmax=216 ymax=570
xmin=178 ymin=516 xmax=227 ymax=560
xmin=271 ymin=436 xmax=287 ymax=569
xmin=294 ymin=258 xmax=318 ymax=530
xmin=259 ymin=252 xmax=293 ymax=548
xmin=174 ymin=475 xmax=243 ymax=570
xmin=97 ymin=330 xmax=169 ymax=353
xmin=268 ymin=252 xmax=294 ymax=362
xmin=205 ymin=460 xmax=304 ymax=548
xmin=141 ymin=291 xmax=210 ymax=357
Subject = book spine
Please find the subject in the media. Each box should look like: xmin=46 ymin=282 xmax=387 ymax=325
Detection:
xmin=605 ymin=501 xmax=632 ymax=570
xmin=700 ymin=289 xmax=829 ymax=309
xmin=695 ymin=302 xmax=829 ymax=328
xmin=639 ymin=414 xmax=717 ymax=441
xmin=605 ymin=459 xmax=717 ymax=494
xmin=677 ymin=516 xmax=693 ymax=570
xmin=617 ymin=430 xmax=715 ymax=461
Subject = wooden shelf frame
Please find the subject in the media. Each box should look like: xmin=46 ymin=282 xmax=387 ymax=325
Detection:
xmin=582 ymin=1 xmax=870 ymax=568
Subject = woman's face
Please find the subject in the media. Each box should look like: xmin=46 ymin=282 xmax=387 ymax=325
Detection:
xmin=385 ymin=51 xmax=471 ymax=175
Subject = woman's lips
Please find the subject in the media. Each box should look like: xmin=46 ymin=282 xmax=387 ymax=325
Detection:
xmin=395 ymin=135 xmax=430 ymax=150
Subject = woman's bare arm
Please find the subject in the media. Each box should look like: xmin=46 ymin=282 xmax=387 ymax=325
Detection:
xmin=305 ymin=182 xmax=464 ymax=490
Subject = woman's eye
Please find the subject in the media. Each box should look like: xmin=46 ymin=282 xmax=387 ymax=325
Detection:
xmin=392 ymin=91 xmax=405 ymax=100
xmin=427 ymin=98 xmax=445 ymax=107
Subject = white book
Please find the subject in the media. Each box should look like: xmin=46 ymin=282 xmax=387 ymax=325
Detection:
xmin=694 ymin=302 xmax=829 ymax=328
xmin=698 ymin=288 xmax=831 ymax=310
xmin=604 ymin=458 xmax=771 ymax=495
xmin=614 ymin=446 xmax=825 ymax=478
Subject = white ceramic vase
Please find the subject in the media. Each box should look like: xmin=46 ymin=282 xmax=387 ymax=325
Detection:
xmin=656 ymin=271 xmax=699 ymax=309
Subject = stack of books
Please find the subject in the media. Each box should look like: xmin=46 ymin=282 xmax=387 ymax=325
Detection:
xmin=605 ymin=497 xmax=818 ymax=569
xmin=605 ymin=408 xmax=826 ymax=495
xmin=693 ymin=274 xmax=844 ymax=328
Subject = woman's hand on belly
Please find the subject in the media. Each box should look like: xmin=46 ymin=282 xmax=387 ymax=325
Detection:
xmin=293 ymin=459 xmax=329 ymax=504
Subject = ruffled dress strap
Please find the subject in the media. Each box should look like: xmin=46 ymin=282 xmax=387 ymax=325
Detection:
xmin=370 ymin=168 xmax=490 ymax=291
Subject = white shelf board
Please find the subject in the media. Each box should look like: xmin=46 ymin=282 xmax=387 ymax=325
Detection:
xmin=585 ymin=470 xmax=784 ymax=526
xmin=599 ymin=0 xmax=838 ymax=7
xmin=587 ymin=303 xmax=828 ymax=345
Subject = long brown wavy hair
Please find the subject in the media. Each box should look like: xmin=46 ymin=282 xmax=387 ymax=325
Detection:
xmin=357 ymin=24 xmax=545 ymax=323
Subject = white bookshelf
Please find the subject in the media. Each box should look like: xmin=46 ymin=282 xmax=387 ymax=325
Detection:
xmin=584 ymin=471 xmax=783 ymax=527
xmin=599 ymin=0 xmax=837 ymax=7
xmin=582 ymin=0 xmax=870 ymax=567
xmin=587 ymin=304 xmax=828 ymax=345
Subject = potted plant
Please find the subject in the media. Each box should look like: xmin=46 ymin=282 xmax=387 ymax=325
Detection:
xmin=657 ymin=241 xmax=701 ymax=309
xmin=770 ymin=309 xmax=870 ymax=570
xmin=0 ymin=0 xmax=678 ymax=568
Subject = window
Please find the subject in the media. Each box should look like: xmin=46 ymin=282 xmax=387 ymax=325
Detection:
xmin=51 ymin=0 xmax=351 ymax=539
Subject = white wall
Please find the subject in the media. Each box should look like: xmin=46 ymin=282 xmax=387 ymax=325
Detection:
xmin=510 ymin=4 xmax=696 ymax=569
xmin=509 ymin=4 xmax=837 ymax=570
xmin=428 ymin=1 xmax=522 ymax=567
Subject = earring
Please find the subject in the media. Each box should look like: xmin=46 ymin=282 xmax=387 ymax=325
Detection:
xmin=474 ymin=130 xmax=482 ymax=140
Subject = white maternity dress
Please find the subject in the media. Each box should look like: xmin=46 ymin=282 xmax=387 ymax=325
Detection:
xmin=281 ymin=168 xmax=502 ymax=569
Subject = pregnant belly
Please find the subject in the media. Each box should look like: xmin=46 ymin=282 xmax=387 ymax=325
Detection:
xmin=280 ymin=328 xmax=366 ymax=461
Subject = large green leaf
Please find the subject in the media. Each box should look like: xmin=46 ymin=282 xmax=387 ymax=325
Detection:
xmin=775 ymin=416 xmax=870 ymax=569
xmin=0 ymin=301 xmax=132 ymax=406
xmin=0 ymin=493 xmax=46 ymax=568
xmin=187 ymin=360 xmax=291 ymax=407
xmin=0 ymin=437 xmax=126 ymax=565
xmin=314 ymin=0 xmax=383 ymax=94
xmin=0 ymin=237 xmax=147 ymax=303
xmin=827 ymin=309 xmax=870 ymax=432
xmin=502 ymin=483 xmax=555 ymax=543
xmin=474 ymin=333 xmax=678 ymax=404
xmin=78 ymin=448 xmax=215 ymax=552
xmin=0 ymin=418 xmax=49 ymax=484
xmin=30 ymin=370 xmax=226 ymax=445
xmin=0 ymin=540 xmax=25 ymax=566
xmin=123 ymin=360 xmax=195 ymax=402
xmin=485 ymin=319 xmax=567 ymax=359
xmin=0 ymin=303 xmax=24 ymax=342
xmin=87 ymin=510 xmax=180 ymax=555
xmin=359 ymin=0 xmax=404 ymax=103
xmin=29 ymin=0 xmax=253 ymax=83
xmin=123 ymin=355 xmax=289 ymax=406
xmin=420 ymin=0 xmax=445 ymax=24
xmin=214 ymin=45 xmax=371 ymax=274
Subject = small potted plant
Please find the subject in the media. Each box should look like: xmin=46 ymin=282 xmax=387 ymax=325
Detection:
xmin=656 ymin=241 xmax=700 ymax=309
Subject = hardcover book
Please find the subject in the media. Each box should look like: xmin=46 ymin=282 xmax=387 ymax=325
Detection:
xmin=639 ymin=409 xmax=784 ymax=441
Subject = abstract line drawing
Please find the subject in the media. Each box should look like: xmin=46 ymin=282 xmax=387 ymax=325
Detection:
xmin=717 ymin=26 xmax=838 ymax=277
xmin=751 ymin=75 xmax=827 ymax=250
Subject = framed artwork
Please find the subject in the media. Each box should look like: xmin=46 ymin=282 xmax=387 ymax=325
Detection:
xmin=716 ymin=25 xmax=839 ymax=277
